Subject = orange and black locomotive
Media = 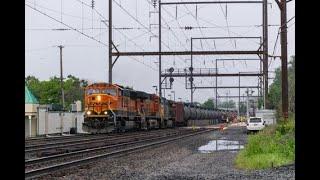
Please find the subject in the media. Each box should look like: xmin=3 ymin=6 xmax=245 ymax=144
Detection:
xmin=83 ymin=82 xmax=237 ymax=133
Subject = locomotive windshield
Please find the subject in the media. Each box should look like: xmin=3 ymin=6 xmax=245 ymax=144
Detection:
xmin=101 ymin=89 xmax=117 ymax=96
xmin=86 ymin=89 xmax=117 ymax=96
xmin=86 ymin=89 xmax=100 ymax=95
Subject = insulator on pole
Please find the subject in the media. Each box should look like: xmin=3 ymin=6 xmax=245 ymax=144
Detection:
xmin=153 ymin=0 xmax=157 ymax=8
xmin=91 ymin=0 xmax=95 ymax=9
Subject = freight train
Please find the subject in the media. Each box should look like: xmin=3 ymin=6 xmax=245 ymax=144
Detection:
xmin=82 ymin=83 xmax=237 ymax=133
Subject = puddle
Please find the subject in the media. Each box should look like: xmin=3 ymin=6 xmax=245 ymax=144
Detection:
xmin=198 ymin=139 xmax=244 ymax=153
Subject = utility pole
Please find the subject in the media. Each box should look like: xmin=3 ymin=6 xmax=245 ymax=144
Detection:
xmin=158 ymin=0 xmax=162 ymax=100
xmin=190 ymin=39 xmax=194 ymax=105
xmin=253 ymin=100 xmax=255 ymax=116
xmin=226 ymin=90 xmax=229 ymax=111
xmin=246 ymin=88 xmax=249 ymax=119
xmin=263 ymin=0 xmax=268 ymax=109
xmin=280 ymin=0 xmax=288 ymax=120
xmin=273 ymin=0 xmax=289 ymax=119
xmin=215 ymin=59 xmax=218 ymax=109
xmin=58 ymin=45 xmax=65 ymax=110
xmin=238 ymin=73 xmax=240 ymax=117
xmin=109 ymin=0 xmax=112 ymax=83
xmin=58 ymin=45 xmax=65 ymax=135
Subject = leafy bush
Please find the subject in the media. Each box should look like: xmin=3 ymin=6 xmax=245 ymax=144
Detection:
xmin=235 ymin=116 xmax=295 ymax=169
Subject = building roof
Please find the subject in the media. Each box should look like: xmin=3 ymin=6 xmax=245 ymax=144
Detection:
xmin=25 ymin=85 xmax=39 ymax=104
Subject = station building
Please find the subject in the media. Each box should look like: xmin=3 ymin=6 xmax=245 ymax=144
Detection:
xmin=25 ymin=85 xmax=85 ymax=138
xmin=25 ymin=85 xmax=39 ymax=138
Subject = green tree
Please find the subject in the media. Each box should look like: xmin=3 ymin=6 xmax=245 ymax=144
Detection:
xmin=219 ymin=100 xmax=236 ymax=108
xmin=288 ymin=56 xmax=295 ymax=113
xmin=257 ymin=97 xmax=263 ymax=109
xmin=25 ymin=75 xmax=87 ymax=111
xmin=268 ymin=55 xmax=295 ymax=117
xmin=239 ymin=102 xmax=247 ymax=115
xmin=202 ymin=98 xmax=215 ymax=109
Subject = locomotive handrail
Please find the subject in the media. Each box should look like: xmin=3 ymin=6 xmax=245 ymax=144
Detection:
xmin=107 ymin=100 xmax=117 ymax=128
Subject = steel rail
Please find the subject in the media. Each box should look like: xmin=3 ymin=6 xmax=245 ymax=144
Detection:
xmin=25 ymin=130 xmax=181 ymax=154
xmin=25 ymin=130 xmax=189 ymax=166
xmin=25 ymin=129 xmax=212 ymax=179
xmin=25 ymin=129 xmax=178 ymax=152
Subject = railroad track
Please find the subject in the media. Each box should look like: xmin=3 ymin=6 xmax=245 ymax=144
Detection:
xmin=25 ymin=128 xmax=213 ymax=179
xmin=25 ymin=128 xmax=176 ymax=146
xmin=25 ymin=128 xmax=177 ymax=146
xmin=25 ymin=130 xmax=185 ymax=167
xmin=25 ymin=129 xmax=182 ymax=158
xmin=25 ymin=133 xmax=96 ymax=145
xmin=25 ymin=129 xmax=178 ymax=150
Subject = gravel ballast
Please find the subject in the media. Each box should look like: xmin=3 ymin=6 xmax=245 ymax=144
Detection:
xmin=40 ymin=126 xmax=295 ymax=180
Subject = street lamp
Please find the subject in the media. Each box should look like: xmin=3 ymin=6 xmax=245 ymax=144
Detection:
xmin=171 ymin=91 xmax=175 ymax=101
xmin=152 ymin=85 xmax=158 ymax=95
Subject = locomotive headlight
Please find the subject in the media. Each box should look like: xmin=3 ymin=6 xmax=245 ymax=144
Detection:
xmin=104 ymin=111 xmax=108 ymax=115
xmin=97 ymin=95 xmax=101 ymax=101
xmin=86 ymin=111 xmax=91 ymax=115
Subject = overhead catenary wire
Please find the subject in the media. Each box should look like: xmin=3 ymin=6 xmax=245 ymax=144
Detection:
xmin=25 ymin=0 xmax=101 ymax=22
xmin=218 ymin=2 xmax=234 ymax=48
xmin=79 ymin=3 xmax=183 ymax=81
xmin=181 ymin=3 xmax=211 ymax=67
xmin=26 ymin=1 xmax=282 ymax=100
xmin=268 ymin=16 xmax=295 ymax=69
xmin=26 ymin=3 xmax=108 ymax=47
xmin=72 ymin=0 xmax=163 ymax=71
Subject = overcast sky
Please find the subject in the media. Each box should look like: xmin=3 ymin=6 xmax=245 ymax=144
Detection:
xmin=25 ymin=0 xmax=295 ymax=104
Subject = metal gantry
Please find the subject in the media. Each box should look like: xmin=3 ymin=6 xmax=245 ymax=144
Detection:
xmin=108 ymin=0 xmax=270 ymax=109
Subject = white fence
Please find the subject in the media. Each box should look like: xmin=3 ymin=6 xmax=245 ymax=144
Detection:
xmin=37 ymin=110 xmax=86 ymax=135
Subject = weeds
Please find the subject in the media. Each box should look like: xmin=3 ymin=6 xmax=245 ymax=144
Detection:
xmin=235 ymin=116 xmax=295 ymax=169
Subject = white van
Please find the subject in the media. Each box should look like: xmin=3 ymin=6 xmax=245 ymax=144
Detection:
xmin=246 ymin=117 xmax=265 ymax=133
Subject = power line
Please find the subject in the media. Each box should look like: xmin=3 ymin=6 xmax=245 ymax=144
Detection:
xmin=269 ymin=16 xmax=295 ymax=69
xmin=25 ymin=25 xmax=263 ymax=31
xmin=25 ymin=0 xmax=101 ymax=22
xmin=218 ymin=3 xmax=234 ymax=48
xmin=113 ymin=0 xmax=188 ymax=73
xmin=73 ymin=0 xmax=163 ymax=71
xmin=26 ymin=3 xmax=108 ymax=47
xmin=197 ymin=16 xmax=260 ymax=45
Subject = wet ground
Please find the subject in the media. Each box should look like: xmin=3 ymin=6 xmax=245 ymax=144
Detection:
xmin=43 ymin=126 xmax=294 ymax=180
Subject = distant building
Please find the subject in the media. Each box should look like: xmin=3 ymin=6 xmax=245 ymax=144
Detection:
xmin=255 ymin=109 xmax=276 ymax=125
xmin=25 ymin=85 xmax=39 ymax=138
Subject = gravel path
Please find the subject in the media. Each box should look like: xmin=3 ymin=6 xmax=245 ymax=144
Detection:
xmin=40 ymin=126 xmax=294 ymax=180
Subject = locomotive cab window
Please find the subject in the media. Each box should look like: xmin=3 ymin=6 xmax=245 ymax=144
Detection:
xmin=86 ymin=89 xmax=93 ymax=95
xmin=101 ymin=89 xmax=117 ymax=96
xmin=86 ymin=89 xmax=100 ymax=95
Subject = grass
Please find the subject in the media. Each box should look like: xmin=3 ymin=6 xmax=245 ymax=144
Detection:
xmin=235 ymin=116 xmax=295 ymax=170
